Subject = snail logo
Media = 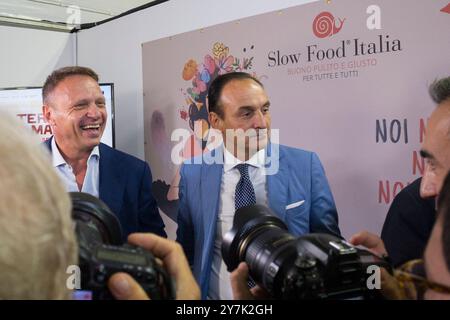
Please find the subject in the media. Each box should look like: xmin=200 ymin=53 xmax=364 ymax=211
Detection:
xmin=441 ymin=3 xmax=450 ymax=14
xmin=312 ymin=11 xmax=346 ymax=38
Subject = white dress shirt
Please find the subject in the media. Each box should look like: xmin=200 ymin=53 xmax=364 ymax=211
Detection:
xmin=51 ymin=138 xmax=100 ymax=197
xmin=208 ymin=146 xmax=268 ymax=300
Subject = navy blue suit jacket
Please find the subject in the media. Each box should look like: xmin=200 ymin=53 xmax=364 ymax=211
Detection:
xmin=176 ymin=144 xmax=340 ymax=298
xmin=44 ymin=138 xmax=166 ymax=241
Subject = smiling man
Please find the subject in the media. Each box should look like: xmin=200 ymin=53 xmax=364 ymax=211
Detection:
xmin=42 ymin=66 xmax=166 ymax=241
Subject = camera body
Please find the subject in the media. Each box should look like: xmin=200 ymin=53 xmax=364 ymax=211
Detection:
xmin=222 ymin=205 xmax=391 ymax=299
xmin=71 ymin=192 xmax=174 ymax=300
xmin=78 ymin=243 xmax=165 ymax=300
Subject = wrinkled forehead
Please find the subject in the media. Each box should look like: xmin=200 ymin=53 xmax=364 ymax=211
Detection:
xmin=58 ymin=75 xmax=101 ymax=94
xmin=47 ymin=75 xmax=103 ymax=106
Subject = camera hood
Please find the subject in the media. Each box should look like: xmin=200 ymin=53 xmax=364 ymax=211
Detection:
xmin=70 ymin=192 xmax=123 ymax=245
xmin=222 ymin=204 xmax=288 ymax=272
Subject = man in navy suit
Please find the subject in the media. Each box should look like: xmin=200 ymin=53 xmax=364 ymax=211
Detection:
xmin=42 ymin=66 xmax=166 ymax=241
xmin=176 ymin=72 xmax=340 ymax=299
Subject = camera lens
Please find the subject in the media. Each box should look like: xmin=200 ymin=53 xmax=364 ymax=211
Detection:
xmin=222 ymin=204 xmax=392 ymax=300
xmin=222 ymin=204 xmax=297 ymax=295
xmin=70 ymin=192 xmax=123 ymax=246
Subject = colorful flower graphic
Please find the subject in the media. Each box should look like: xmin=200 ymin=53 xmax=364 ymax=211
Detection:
xmin=213 ymin=42 xmax=229 ymax=59
xmin=182 ymin=59 xmax=198 ymax=81
xmin=180 ymin=42 xmax=255 ymax=149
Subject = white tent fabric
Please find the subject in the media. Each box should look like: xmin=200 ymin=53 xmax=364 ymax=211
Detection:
xmin=0 ymin=0 xmax=159 ymax=31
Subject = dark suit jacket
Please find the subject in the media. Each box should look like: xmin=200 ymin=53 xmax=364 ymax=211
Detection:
xmin=44 ymin=138 xmax=166 ymax=242
xmin=381 ymin=177 xmax=436 ymax=267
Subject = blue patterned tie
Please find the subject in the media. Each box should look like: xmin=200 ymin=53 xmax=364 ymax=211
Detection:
xmin=234 ymin=163 xmax=257 ymax=288
xmin=235 ymin=164 xmax=256 ymax=210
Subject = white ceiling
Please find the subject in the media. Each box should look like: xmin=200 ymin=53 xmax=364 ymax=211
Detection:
xmin=0 ymin=0 xmax=162 ymax=31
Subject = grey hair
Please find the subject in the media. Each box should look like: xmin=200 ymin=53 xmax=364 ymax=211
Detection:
xmin=0 ymin=112 xmax=77 ymax=299
xmin=429 ymin=77 xmax=450 ymax=105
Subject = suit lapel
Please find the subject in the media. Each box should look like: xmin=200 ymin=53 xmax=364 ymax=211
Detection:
xmin=44 ymin=137 xmax=52 ymax=151
xmin=267 ymin=144 xmax=288 ymax=220
xmin=99 ymin=144 xmax=125 ymax=216
xmin=46 ymin=139 xmax=125 ymax=217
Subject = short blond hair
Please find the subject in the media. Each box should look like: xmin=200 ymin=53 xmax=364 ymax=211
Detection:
xmin=0 ymin=112 xmax=77 ymax=299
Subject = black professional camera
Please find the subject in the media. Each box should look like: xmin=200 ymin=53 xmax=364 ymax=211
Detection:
xmin=222 ymin=205 xmax=392 ymax=299
xmin=70 ymin=192 xmax=175 ymax=300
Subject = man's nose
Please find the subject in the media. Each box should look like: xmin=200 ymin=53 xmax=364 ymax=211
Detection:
xmin=420 ymin=167 xmax=438 ymax=199
xmin=86 ymin=103 xmax=101 ymax=118
xmin=252 ymin=110 xmax=267 ymax=129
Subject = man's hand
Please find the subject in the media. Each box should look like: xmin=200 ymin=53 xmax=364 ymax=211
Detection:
xmin=230 ymin=262 xmax=270 ymax=300
xmin=349 ymin=230 xmax=388 ymax=257
xmin=349 ymin=231 xmax=413 ymax=300
xmin=108 ymin=233 xmax=200 ymax=300
xmin=108 ymin=273 xmax=149 ymax=300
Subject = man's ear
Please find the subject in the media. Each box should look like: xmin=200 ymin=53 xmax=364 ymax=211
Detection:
xmin=42 ymin=105 xmax=54 ymax=126
xmin=208 ymin=112 xmax=222 ymax=130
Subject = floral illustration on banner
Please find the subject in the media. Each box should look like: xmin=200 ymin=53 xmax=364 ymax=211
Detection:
xmin=179 ymin=42 xmax=255 ymax=153
xmin=154 ymin=43 xmax=257 ymax=214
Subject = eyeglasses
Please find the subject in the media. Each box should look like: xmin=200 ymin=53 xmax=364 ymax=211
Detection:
xmin=394 ymin=259 xmax=450 ymax=299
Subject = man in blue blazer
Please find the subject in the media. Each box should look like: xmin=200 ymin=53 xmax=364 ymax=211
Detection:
xmin=177 ymin=72 xmax=340 ymax=299
xmin=42 ymin=66 xmax=166 ymax=241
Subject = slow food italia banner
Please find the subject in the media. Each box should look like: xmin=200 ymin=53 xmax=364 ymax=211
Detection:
xmin=142 ymin=0 xmax=450 ymax=239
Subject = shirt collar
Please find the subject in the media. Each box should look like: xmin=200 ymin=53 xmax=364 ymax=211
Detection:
xmin=51 ymin=137 xmax=100 ymax=168
xmin=223 ymin=145 xmax=266 ymax=173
